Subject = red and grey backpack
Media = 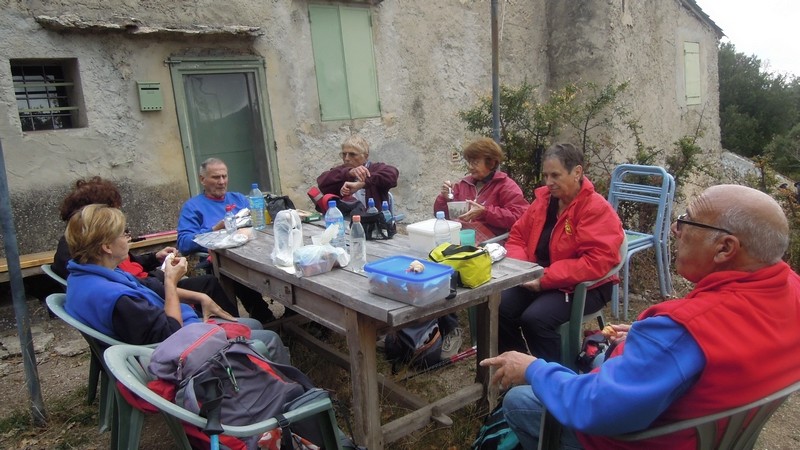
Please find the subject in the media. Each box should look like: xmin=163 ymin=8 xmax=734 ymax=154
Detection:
xmin=147 ymin=322 xmax=326 ymax=450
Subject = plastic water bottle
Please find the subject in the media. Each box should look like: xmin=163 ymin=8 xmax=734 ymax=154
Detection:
xmin=434 ymin=210 xmax=451 ymax=246
xmin=224 ymin=204 xmax=236 ymax=234
xmin=324 ymin=200 xmax=346 ymax=249
xmin=249 ymin=183 xmax=266 ymax=230
xmin=366 ymin=198 xmax=379 ymax=214
xmin=349 ymin=215 xmax=367 ymax=272
xmin=381 ymin=200 xmax=393 ymax=222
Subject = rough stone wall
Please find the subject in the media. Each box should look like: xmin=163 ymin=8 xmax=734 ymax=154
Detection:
xmin=546 ymin=0 xmax=721 ymax=173
xmin=0 ymin=0 xmax=717 ymax=257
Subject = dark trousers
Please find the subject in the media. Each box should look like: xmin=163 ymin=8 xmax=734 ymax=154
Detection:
xmin=196 ymin=259 xmax=274 ymax=323
xmin=176 ymin=275 xmax=240 ymax=318
xmin=234 ymin=283 xmax=275 ymax=324
xmin=498 ymin=282 xmax=613 ymax=363
xmin=438 ymin=313 xmax=459 ymax=336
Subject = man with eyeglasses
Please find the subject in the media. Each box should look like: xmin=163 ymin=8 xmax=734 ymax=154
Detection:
xmin=481 ymin=184 xmax=800 ymax=449
xmin=312 ymin=134 xmax=398 ymax=213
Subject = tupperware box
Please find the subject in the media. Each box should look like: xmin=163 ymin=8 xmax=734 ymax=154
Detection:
xmin=406 ymin=218 xmax=462 ymax=254
xmin=363 ymin=255 xmax=454 ymax=306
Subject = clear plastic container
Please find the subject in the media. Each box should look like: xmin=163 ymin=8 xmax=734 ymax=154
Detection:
xmin=363 ymin=256 xmax=454 ymax=305
xmin=434 ymin=211 xmax=450 ymax=246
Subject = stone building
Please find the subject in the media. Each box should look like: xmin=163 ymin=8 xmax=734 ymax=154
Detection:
xmin=0 ymin=0 xmax=722 ymax=256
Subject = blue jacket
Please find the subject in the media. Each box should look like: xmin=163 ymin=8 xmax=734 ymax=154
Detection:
xmin=65 ymin=260 xmax=200 ymax=340
xmin=177 ymin=192 xmax=249 ymax=254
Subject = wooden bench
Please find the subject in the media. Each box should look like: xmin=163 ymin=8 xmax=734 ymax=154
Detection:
xmin=0 ymin=231 xmax=178 ymax=283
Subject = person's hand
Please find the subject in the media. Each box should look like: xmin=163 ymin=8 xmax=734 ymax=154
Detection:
xmin=480 ymin=351 xmax=537 ymax=389
xmin=155 ymin=246 xmax=178 ymax=262
xmin=521 ymin=279 xmax=541 ymax=292
xmin=163 ymin=255 xmax=188 ymax=284
xmin=459 ymin=200 xmax=486 ymax=222
xmin=440 ymin=180 xmax=453 ymax=197
xmin=212 ymin=219 xmax=225 ymax=231
xmin=348 ymin=165 xmax=371 ymax=182
xmin=341 ymin=180 xmax=365 ymax=197
xmin=199 ymin=295 xmax=237 ymax=323
xmin=607 ymin=323 xmax=630 ymax=342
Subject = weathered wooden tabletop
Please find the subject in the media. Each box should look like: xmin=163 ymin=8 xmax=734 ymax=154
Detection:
xmin=212 ymin=223 xmax=541 ymax=449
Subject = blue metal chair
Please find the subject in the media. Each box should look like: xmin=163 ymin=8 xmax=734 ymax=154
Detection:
xmin=607 ymin=165 xmax=675 ymax=320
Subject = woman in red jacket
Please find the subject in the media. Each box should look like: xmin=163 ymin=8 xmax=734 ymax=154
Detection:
xmin=499 ymin=143 xmax=624 ymax=362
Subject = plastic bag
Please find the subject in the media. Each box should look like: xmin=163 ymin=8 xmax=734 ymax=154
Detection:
xmin=293 ymin=244 xmax=350 ymax=277
xmin=271 ymin=210 xmax=303 ymax=267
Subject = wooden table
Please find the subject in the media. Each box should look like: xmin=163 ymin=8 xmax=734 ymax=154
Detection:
xmin=212 ymin=225 xmax=541 ymax=449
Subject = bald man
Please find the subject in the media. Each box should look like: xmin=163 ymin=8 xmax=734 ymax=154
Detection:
xmin=481 ymin=184 xmax=800 ymax=449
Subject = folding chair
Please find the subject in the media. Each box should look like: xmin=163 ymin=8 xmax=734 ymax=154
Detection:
xmin=538 ymin=380 xmax=800 ymax=449
xmin=607 ymin=164 xmax=676 ymax=320
xmin=104 ymin=344 xmax=343 ymax=450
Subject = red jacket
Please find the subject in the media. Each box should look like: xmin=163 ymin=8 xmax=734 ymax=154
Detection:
xmin=579 ymin=261 xmax=800 ymax=449
xmin=505 ymin=178 xmax=623 ymax=291
xmin=317 ymin=161 xmax=398 ymax=209
xmin=433 ymin=170 xmax=529 ymax=237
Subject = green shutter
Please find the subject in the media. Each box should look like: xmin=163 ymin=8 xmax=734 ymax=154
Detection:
xmin=309 ymin=4 xmax=351 ymax=120
xmin=309 ymin=4 xmax=380 ymax=121
xmin=684 ymin=42 xmax=701 ymax=106
xmin=341 ymin=7 xmax=380 ymax=118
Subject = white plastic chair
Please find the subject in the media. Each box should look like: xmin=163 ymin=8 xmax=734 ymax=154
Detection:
xmin=104 ymin=344 xmax=343 ymax=449
xmin=538 ymin=379 xmax=800 ymax=449
xmin=607 ymin=164 xmax=675 ymax=320
xmin=42 ymin=263 xmax=67 ymax=287
xmin=45 ymin=293 xmax=166 ymax=448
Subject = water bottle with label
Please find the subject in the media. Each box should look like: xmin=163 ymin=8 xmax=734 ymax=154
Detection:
xmin=434 ymin=210 xmax=451 ymax=246
xmin=349 ymin=215 xmax=367 ymax=272
xmin=324 ymin=200 xmax=346 ymax=249
xmin=224 ymin=204 xmax=236 ymax=234
xmin=249 ymin=183 xmax=266 ymax=230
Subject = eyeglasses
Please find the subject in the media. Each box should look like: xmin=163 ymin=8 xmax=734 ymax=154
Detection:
xmin=340 ymin=151 xmax=361 ymax=159
xmin=465 ymin=158 xmax=484 ymax=167
xmin=676 ymin=213 xmax=733 ymax=235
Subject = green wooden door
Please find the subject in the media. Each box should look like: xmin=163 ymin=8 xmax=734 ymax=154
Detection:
xmin=169 ymin=58 xmax=279 ymax=196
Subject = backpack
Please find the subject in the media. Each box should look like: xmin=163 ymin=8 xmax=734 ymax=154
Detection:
xmin=576 ymin=330 xmax=624 ymax=373
xmin=471 ymin=401 xmax=522 ymax=450
xmin=265 ymin=194 xmax=296 ymax=224
xmin=349 ymin=208 xmax=396 ymax=240
xmin=384 ymin=319 xmax=443 ymax=373
xmin=147 ymin=323 xmax=327 ymax=450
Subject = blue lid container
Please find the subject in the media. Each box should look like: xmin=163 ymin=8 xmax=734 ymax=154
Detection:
xmin=363 ymin=256 xmax=454 ymax=305
xmin=364 ymin=255 xmax=453 ymax=281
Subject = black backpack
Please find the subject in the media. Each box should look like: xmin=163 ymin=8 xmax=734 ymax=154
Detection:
xmin=384 ymin=319 xmax=443 ymax=373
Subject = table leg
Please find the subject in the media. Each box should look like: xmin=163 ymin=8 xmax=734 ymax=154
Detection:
xmin=475 ymin=292 xmax=501 ymax=411
xmin=344 ymin=309 xmax=383 ymax=450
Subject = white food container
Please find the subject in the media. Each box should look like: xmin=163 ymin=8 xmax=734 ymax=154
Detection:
xmin=406 ymin=218 xmax=462 ymax=254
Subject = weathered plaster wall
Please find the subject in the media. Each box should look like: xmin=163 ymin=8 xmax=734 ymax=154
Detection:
xmin=546 ymin=0 xmax=722 ymax=169
xmin=0 ymin=0 xmax=718 ymax=257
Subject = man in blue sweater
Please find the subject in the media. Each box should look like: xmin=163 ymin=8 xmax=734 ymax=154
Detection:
xmin=177 ymin=158 xmax=274 ymax=323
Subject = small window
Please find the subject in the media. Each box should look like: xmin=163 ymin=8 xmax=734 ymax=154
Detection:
xmin=11 ymin=59 xmax=83 ymax=131
xmin=683 ymin=42 xmax=701 ymax=106
xmin=308 ymin=4 xmax=381 ymax=121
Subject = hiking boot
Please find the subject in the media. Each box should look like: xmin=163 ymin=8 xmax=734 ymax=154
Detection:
xmin=440 ymin=327 xmax=463 ymax=359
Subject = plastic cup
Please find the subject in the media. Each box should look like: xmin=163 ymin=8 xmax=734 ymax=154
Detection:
xmin=459 ymin=229 xmax=476 ymax=247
